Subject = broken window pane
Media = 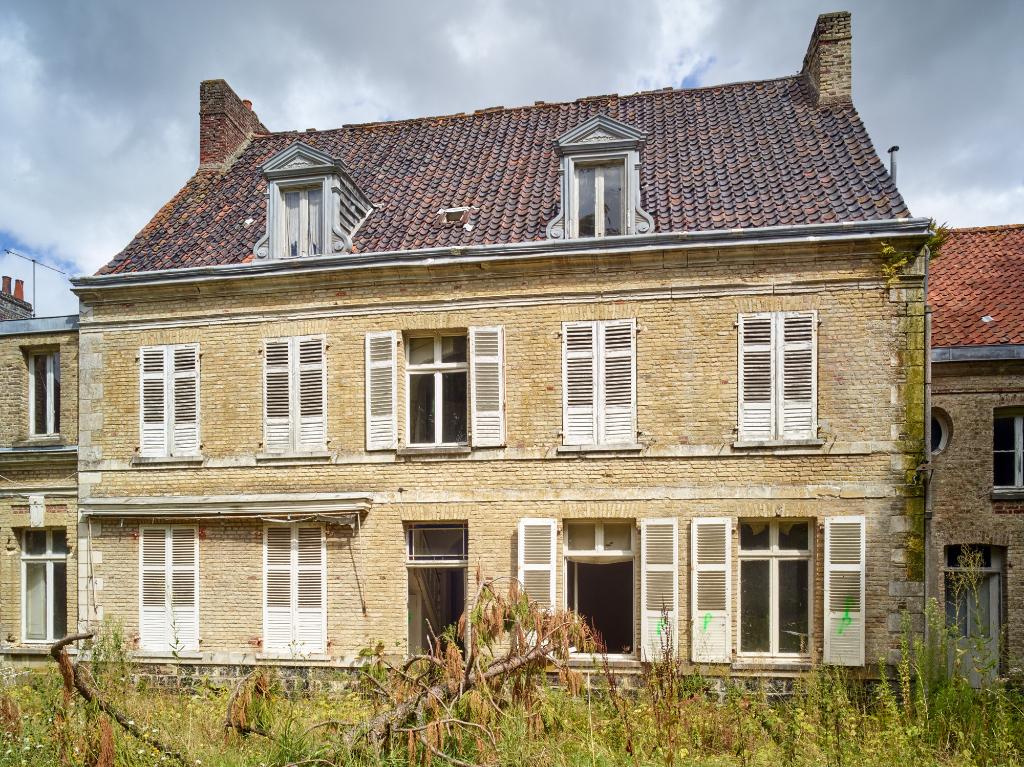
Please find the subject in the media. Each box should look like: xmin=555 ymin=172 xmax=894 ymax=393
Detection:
xmin=778 ymin=559 xmax=809 ymax=653
xmin=778 ymin=521 xmax=809 ymax=551
xmin=740 ymin=560 xmax=770 ymax=652
xmin=441 ymin=372 xmax=467 ymax=443
xmin=740 ymin=521 xmax=770 ymax=550
xmin=576 ymin=166 xmax=596 ymax=237
xmin=409 ymin=373 xmax=435 ymax=444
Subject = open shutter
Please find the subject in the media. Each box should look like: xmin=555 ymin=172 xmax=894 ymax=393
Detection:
xmin=600 ymin=319 xmax=636 ymax=444
xmin=517 ymin=518 xmax=556 ymax=609
xmin=690 ymin=518 xmax=732 ymax=663
xmin=470 ymin=326 xmax=505 ymax=447
xmin=297 ymin=337 xmax=326 ymax=451
xmin=563 ymin=322 xmax=597 ymax=445
xmin=824 ymin=516 xmax=866 ymax=666
xmin=640 ymin=518 xmax=678 ymax=661
xmin=140 ymin=347 xmax=168 ymax=457
xmin=738 ymin=314 xmax=774 ymax=441
xmin=295 ymin=526 xmax=325 ymax=652
xmin=780 ymin=312 xmax=816 ymax=439
xmin=169 ymin=526 xmax=198 ymax=651
xmin=264 ymin=526 xmax=294 ymax=651
xmin=139 ymin=526 xmax=169 ymax=650
xmin=264 ymin=340 xmax=292 ymax=453
xmin=365 ymin=331 xmax=397 ymax=450
xmin=171 ymin=345 xmax=200 ymax=455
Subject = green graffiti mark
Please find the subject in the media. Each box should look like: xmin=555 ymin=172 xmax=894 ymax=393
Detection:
xmin=655 ymin=618 xmax=666 ymax=636
xmin=702 ymin=612 xmax=713 ymax=632
xmin=837 ymin=596 xmax=854 ymax=635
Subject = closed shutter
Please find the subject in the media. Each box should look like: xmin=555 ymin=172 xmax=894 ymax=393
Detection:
xmin=264 ymin=340 xmax=292 ymax=453
xmin=297 ymin=338 xmax=326 ymax=451
xmin=599 ymin=319 xmax=636 ymax=444
xmin=169 ymin=526 xmax=199 ymax=651
xmin=824 ymin=516 xmax=865 ymax=666
xmin=469 ymin=326 xmax=505 ymax=447
xmin=780 ymin=312 xmax=816 ymax=439
xmin=264 ymin=525 xmax=294 ymax=651
xmin=562 ymin=322 xmax=597 ymax=445
xmin=738 ymin=314 xmax=774 ymax=441
xmin=171 ymin=345 xmax=200 ymax=455
xmin=295 ymin=526 xmax=325 ymax=652
xmin=139 ymin=526 xmax=169 ymax=649
xmin=365 ymin=331 xmax=397 ymax=450
xmin=640 ymin=518 xmax=678 ymax=660
xmin=517 ymin=518 xmax=556 ymax=609
xmin=690 ymin=518 xmax=732 ymax=663
xmin=140 ymin=347 xmax=167 ymax=457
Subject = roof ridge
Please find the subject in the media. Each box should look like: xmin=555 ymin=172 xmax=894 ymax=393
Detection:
xmin=949 ymin=223 xmax=1024 ymax=234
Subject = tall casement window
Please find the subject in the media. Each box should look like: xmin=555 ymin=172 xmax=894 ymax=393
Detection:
xmin=993 ymin=410 xmax=1024 ymax=487
xmin=737 ymin=311 xmax=817 ymax=442
xmin=738 ymin=520 xmax=812 ymax=658
xmin=407 ymin=334 xmax=469 ymax=446
xmin=22 ymin=529 xmax=67 ymax=642
xmin=140 ymin=345 xmax=199 ymax=457
xmin=562 ymin=319 xmax=636 ymax=446
xmin=283 ymin=186 xmax=324 ymax=258
xmin=263 ymin=336 xmax=326 ymax=454
xmin=263 ymin=524 xmax=325 ymax=654
xmin=28 ymin=351 xmax=60 ymax=437
xmin=574 ymin=162 xmax=625 ymax=238
xmin=138 ymin=526 xmax=198 ymax=652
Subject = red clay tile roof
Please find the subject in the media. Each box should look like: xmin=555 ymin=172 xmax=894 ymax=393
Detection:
xmin=930 ymin=224 xmax=1024 ymax=347
xmin=99 ymin=75 xmax=908 ymax=275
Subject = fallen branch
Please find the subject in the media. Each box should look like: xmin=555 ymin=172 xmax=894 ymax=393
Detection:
xmin=224 ymin=669 xmax=272 ymax=738
xmin=49 ymin=633 xmax=192 ymax=767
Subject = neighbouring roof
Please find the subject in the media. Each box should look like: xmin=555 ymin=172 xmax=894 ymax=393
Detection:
xmin=930 ymin=224 xmax=1024 ymax=347
xmin=100 ymin=76 xmax=908 ymax=275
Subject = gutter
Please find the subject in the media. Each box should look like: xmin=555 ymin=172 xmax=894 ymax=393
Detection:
xmin=72 ymin=218 xmax=933 ymax=292
xmin=932 ymin=345 xmax=1024 ymax=362
xmin=0 ymin=315 xmax=79 ymax=336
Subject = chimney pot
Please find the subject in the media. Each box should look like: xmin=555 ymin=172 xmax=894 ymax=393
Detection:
xmin=1 ymin=276 xmax=10 ymax=295
xmin=801 ymin=11 xmax=852 ymax=106
xmin=199 ymin=79 xmax=268 ymax=169
xmin=13 ymin=279 xmax=24 ymax=301
xmin=242 ymin=99 xmax=253 ymax=110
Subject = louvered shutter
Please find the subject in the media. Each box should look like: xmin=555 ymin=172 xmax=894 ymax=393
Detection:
xmin=824 ymin=516 xmax=866 ymax=666
xmin=738 ymin=315 xmax=774 ymax=441
xmin=169 ymin=526 xmax=199 ymax=651
xmin=140 ymin=347 xmax=168 ymax=457
xmin=563 ymin=322 xmax=597 ymax=445
xmin=599 ymin=319 xmax=636 ymax=444
xmin=690 ymin=518 xmax=732 ymax=663
xmin=171 ymin=345 xmax=200 ymax=455
xmin=469 ymin=326 xmax=505 ymax=447
xmin=297 ymin=338 xmax=326 ymax=451
xmin=295 ymin=526 xmax=325 ymax=652
xmin=780 ymin=312 xmax=816 ymax=439
xmin=641 ymin=518 xmax=678 ymax=660
xmin=264 ymin=340 xmax=292 ymax=453
xmin=517 ymin=518 xmax=556 ymax=609
xmin=139 ymin=526 xmax=169 ymax=649
xmin=365 ymin=331 xmax=397 ymax=450
xmin=264 ymin=525 xmax=294 ymax=651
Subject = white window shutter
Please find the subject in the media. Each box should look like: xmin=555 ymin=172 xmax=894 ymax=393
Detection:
xmin=780 ymin=312 xmax=817 ymax=439
xmin=171 ymin=345 xmax=200 ymax=455
xmin=264 ymin=340 xmax=292 ymax=453
xmin=296 ymin=338 xmax=326 ymax=451
xmin=264 ymin=525 xmax=294 ymax=652
xmin=562 ymin=322 xmax=597 ymax=445
xmin=469 ymin=326 xmax=505 ymax=447
xmin=599 ymin=319 xmax=636 ymax=444
xmin=140 ymin=347 xmax=168 ymax=457
xmin=640 ymin=518 xmax=678 ymax=661
xmin=295 ymin=526 xmax=325 ymax=652
xmin=365 ymin=331 xmax=397 ymax=450
xmin=738 ymin=314 xmax=774 ymax=441
xmin=690 ymin=517 xmax=732 ymax=663
xmin=824 ymin=516 xmax=866 ymax=666
xmin=139 ymin=526 xmax=169 ymax=649
xmin=169 ymin=526 xmax=199 ymax=651
xmin=517 ymin=518 xmax=556 ymax=609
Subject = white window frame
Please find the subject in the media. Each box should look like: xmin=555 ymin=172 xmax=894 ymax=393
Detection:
xmin=737 ymin=519 xmax=814 ymax=660
xmin=406 ymin=524 xmax=469 ymax=567
xmin=570 ymin=157 xmax=628 ymax=238
xmin=27 ymin=350 xmax=60 ymax=437
xmin=993 ymin=412 xmax=1024 ymax=488
xmin=21 ymin=529 xmax=68 ymax=644
xmin=405 ymin=333 xmax=469 ymax=447
xmin=277 ymin=181 xmax=327 ymax=258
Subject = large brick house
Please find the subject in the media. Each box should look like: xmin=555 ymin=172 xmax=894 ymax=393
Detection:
xmin=929 ymin=224 xmax=1024 ymax=681
xmin=1 ymin=12 xmax=932 ymax=676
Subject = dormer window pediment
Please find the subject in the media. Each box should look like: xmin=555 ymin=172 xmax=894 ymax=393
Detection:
xmin=253 ymin=141 xmax=372 ymax=261
xmin=546 ymin=114 xmax=654 ymax=240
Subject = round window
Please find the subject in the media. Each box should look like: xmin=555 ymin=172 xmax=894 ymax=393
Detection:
xmin=931 ymin=409 xmax=951 ymax=454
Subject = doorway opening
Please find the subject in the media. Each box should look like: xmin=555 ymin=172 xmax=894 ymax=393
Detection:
xmin=564 ymin=520 xmax=635 ymax=655
xmin=407 ymin=524 xmax=467 ymax=654
xmin=944 ymin=544 xmax=1004 ymax=687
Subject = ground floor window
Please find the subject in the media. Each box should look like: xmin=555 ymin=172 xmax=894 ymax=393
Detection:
xmin=22 ymin=529 xmax=68 ymax=642
xmin=264 ymin=524 xmax=325 ymax=654
xmin=139 ymin=525 xmax=199 ymax=652
xmin=407 ymin=524 xmax=468 ymax=654
xmin=738 ymin=520 xmax=811 ymax=657
xmin=564 ymin=520 xmax=635 ymax=655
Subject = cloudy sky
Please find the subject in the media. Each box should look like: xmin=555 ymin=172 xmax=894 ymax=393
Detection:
xmin=0 ymin=0 xmax=1021 ymax=316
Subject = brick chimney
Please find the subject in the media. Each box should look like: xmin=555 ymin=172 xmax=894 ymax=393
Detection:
xmin=13 ymin=279 xmax=24 ymax=301
xmin=199 ymin=79 xmax=267 ymax=169
xmin=0 ymin=275 xmax=32 ymax=320
xmin=801 ymin=11 xmax=852 ymax=106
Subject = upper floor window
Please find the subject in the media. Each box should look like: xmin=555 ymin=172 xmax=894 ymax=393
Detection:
xmin=993 ymin=410 xmax=1024 ymax=487
xmin=407 ymin=334 xmax=469 ymax=447
xmin=575 ymin=162 xmax=625 ymax=238
xmin=562 ymin=319 xmax=636 ymax=446
xmin=263 ymin=336 xmax=326 ymax=454
xmin=283 ymin=185 xmax=324 ymax=257
xmin=139 ymin=345 xmax=199 ymax=458
xmin=28 ymin=351 xmax=60 ymax=436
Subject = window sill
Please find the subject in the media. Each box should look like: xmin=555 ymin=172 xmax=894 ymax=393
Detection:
xmin=731 ymin=658 xmax=812 ymax=673
xmin=14 ymin=436 xmax=64 ymax=448
xmin=991 ymin=488 xmax=1024 ymax=500
xmin=255 ymin=451 xmax=332 ymax=465
xmin=397 ymin=446 xmax=472 ymax=457
xmin=255 ymin=651 xmax=330 ymax=662
xmin=732 ymin=439 xmax=824 ymax=449
xmin=556 ymin=443 xmax=643 ymax=455
xmin=132 ymin=455 xmax=204 ymax=468
xmin=133 ymin=650 xmax=204 ymax=660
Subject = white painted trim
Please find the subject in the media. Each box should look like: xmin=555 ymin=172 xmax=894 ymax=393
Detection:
xmin=80 ymin=492 xmax=372 ymax=518
xmin=517 ymin=517 xmax=556 ymax=609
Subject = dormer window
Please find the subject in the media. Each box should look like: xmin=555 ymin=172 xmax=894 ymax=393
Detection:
xmin=546 ymin=115 xmax=653 ymax=240
xmin=253 ymin=141 xmax=372 ymax=262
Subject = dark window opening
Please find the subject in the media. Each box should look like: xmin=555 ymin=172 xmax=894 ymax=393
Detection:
xmin=567 ymin=559 xmax=633 ymax=654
